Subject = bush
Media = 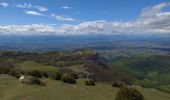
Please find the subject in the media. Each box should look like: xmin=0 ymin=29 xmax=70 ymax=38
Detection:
xmin=61 ymin=74 xmax=76 ymax=84
xmin=70 ymin=73 xmax=78 ymax=79
xmin=30 ymin=77 xmax=44 ymax=86
xmin=85 ymin=80 xmax=95 ymax=86
xmin=42 ymin=72 xmax=49 ymax=78
xmin=30 ymin=70 xmax=42 ymax=78
xmin=8 ymin=69 xmax=20 ymax=78
xmin=0 ymin=67 xmax=10 ymax=74
xmin=48 ymin=72 xmax=62 ymax=80
xmin=115 ymin=87 xmax=145 ymax=100
xmin=112 ymin=82 xmax=123 ymax=88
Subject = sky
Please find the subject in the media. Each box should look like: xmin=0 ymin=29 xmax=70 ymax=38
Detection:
xmin=0 ymin=0 xmax=170 ymax=35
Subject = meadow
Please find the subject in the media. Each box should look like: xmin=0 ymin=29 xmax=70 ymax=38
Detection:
xmin=0 ymin=75 xmax=170 ymax=100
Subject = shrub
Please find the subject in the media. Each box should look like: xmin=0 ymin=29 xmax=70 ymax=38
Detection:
xmin=85 ymin=80 xmax=95 ymax=86
xmin=48 ymin=72 xmax=62 ymax=80
xmin=115 ymin=87 xmax=145 ymax=100
xmin=30 ymin=70 xmax=42 ymax=78
xmin=0 ymin=67 xmax=10 ymax=74
xmin=8 ymin=69 xmax=20 ymax=78
xmin=70 ymin=73 xmax=78 ymax=79
xmin=42 ymin=72 xmax=49 ymax=78
xmin=30 ymin=77 xmax=44 ymax=86
xmin=61 ymin=74 xmax=76 ymax=84
xmin=112 ymin=82 xmax=123 ymax=88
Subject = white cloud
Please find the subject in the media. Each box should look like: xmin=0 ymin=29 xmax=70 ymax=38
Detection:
xmin=0 ymin=2 xmax=9 ymax=7
xmin=16 ymin=3 xmax=32 ymax=8
xmin=0 ymin=24 xmax=56 ymax=35
xmin=1 ymin=2 xmax=170 ymax=35
xmin=16 ymin=3 xmax=48 ymax=12
xmin=34 ymin=6 xmax=48 ymax=12
xmin=51 ymin=13 xmax=76 ymax=21
xmin=25 ymin=10 xmax=44 ymax=16
xmin=61 ymin=6 xmax=72 ymax=9
xmin=156 ymin=12 xmax=170 ymax=17
xmin=140 ymin=2 xmax=170 ymax=19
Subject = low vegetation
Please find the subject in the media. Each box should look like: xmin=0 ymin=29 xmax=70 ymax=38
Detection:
xmin=85 ymin=80 xmax=95 ymax=86
xmin=112 ymin=82 xmax=123 ymax=88
xmin=115 ymin=87 xmax=145 ymax=100
xmin=61 ymin=73 xmax=76 ymax=84
xmin=29 ymin=77 xmax=45 ymax=86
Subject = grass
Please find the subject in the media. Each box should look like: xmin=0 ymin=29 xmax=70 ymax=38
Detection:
xmin=15 ymin=61 xmax=59 ymax=73
xmin=159 ymin=85 xmax=170 ymax=93
xmin=0 ymin=75 xmax=170 ymax=100
xmin=62 ymin=64 xmax=85 ymax=73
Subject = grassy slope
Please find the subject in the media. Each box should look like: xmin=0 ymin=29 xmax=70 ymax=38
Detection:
xmin=0 ymin=75 xmax=170 ymax=100
xmin=16 ymin=61 xmax=59 ymax=73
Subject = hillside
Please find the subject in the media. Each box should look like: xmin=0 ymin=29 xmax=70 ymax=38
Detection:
xmin=102 ymin=54 xmax=170 ymax=93
xmin=0 ymin=49 xmax=133 ymax=84
xmin=0 ymin=75 xmax=170 ymax=100
xmin=0 ymin=49 xmax=170 ymax=100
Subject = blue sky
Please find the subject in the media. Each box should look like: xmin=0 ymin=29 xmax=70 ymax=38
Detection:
xmin=0 ymin=0 xmax=170 ymax=35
